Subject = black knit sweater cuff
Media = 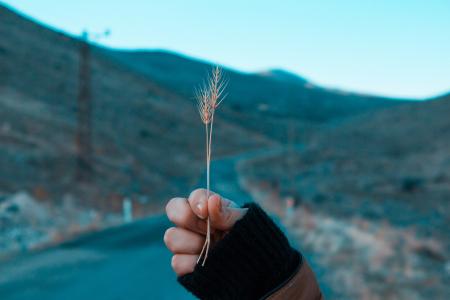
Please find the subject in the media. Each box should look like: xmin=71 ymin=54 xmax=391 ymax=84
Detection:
xmin=178 ymin=203 xmax=301 ymax=300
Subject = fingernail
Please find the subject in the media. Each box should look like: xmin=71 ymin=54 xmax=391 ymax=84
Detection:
xmin=196 ymin=202 xmax=204 ymax=213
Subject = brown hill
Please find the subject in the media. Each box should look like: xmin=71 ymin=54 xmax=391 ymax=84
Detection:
xmin=240 ymin=93 xmax=450 ymax=229
xmin=238 ymin=93 xmax=450 ymax=299
xmin=0 ymin=4 xmax=416 ymax=209
xmin=0 ymin=4 xmax=274 ymax=205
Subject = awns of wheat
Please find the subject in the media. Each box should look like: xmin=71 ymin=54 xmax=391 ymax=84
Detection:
xmin=195 ymin=66 xmax=227 ymax=266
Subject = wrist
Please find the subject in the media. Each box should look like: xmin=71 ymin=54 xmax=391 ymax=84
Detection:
xmin=178 ymin=203 xmax=301 ymax=299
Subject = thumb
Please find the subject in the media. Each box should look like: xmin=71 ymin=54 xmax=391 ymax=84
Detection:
xmin=207 ymin=194 xmax=247 ymax=231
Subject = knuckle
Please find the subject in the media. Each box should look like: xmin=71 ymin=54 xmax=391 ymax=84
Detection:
xmin=195 ymin=218 xmax=207 ymax=233
xmin=171 ymin=255 xmax=179 ymax=272
xmin=177 ymin=210 xmax=190 ymax=225
xmin=163 ymin=227 xmax=176 ymax=249
xmin=165 ymin=198 xmax=176 ymax=217
xmin=166 ymin=197 xmax=185 ymax=223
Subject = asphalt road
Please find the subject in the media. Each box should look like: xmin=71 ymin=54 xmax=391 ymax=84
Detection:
xmin=0 ymin=145 xmax=304 ymax=300
xmin=0 ymin=216 xmax=194 ymax=300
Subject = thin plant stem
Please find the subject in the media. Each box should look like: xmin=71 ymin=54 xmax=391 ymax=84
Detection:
xmin=201 ymin=114 xmax=215 ymax=266
xmin=205 ymin=122 xmax=210 ymax=200
xmin=197 ymin=123 xmax=210 ymax=264
xmin=208 ymin=114 xmax=214 ymax=163
xmin=194 ymin=66 xmax=226 ymax=266
xmin=197 ymin=238 xmax=208 ymax=264
xmin=205 ymin=121 xmax=211 ymax=265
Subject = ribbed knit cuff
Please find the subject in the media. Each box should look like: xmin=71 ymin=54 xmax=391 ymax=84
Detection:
xmin=178 ymin=203 xmax=301 ymax=300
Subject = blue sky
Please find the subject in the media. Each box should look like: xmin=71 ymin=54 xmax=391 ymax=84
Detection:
xmin=2 ymin=0 xmax=449 ymax=99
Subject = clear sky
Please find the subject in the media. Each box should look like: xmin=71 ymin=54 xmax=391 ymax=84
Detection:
xmin=2 ymin=0 xmax=449 ymax=99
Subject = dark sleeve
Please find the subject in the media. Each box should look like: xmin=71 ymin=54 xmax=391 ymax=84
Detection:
xmin=178 ymin=203 xmax=302 ymax=300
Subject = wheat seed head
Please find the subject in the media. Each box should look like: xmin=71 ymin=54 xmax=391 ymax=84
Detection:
xmin=195 ymin=85 xmax=212 ymax=124
xmin=195 ymin=66 xmax=227 ymax=124
xmin=208 ymin=66 xmax=228 ymax=109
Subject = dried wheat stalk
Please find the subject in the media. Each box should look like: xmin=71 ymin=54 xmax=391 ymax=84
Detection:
xmin=195 ymin=66 xmax=227 ymax=266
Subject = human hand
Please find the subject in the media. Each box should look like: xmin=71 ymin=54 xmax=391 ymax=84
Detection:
xmin=164 ymin=189 xmax=248 ymax=276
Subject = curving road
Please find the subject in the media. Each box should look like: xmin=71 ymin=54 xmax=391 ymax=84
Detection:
xmin=0 ymin=217 xmax=194 ymax=300
xmin=0 ymin=145 xmax=303 ymax=300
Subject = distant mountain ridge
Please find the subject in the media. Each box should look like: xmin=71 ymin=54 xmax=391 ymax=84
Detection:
xmin=105 ymin=48 xmax=411 ymax=121
xmin=258 ymin=69 xmax=309 ymax=85
xmin=0 ymin=3 xmax=445 ymax=205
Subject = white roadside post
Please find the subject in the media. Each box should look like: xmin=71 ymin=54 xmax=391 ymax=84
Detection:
xmin=123 ymin=197 xmax=133 ymax=223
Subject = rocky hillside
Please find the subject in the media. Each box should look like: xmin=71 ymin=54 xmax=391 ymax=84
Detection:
xmin=0 ymin=3 xmax=413 ymax=208
xmin=238 ymin=93 xmax=450 ymax=298
xmin=0 ymin=5 xmax=272 ymax=204
xmin=241 ymin=92 xmax=450 ymax=226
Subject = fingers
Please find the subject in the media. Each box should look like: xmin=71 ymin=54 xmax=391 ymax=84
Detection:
xmin=164 ymin=227 xmax=205 ymax=254
xmin=188 ymin=188 xmax=214 ymax=219
xmin=208 ymin=194 xmax=248 ymax=231
xmin=188 ymin=188 xmax=238 ymax=220
xmin=165 ymin=191 xmax=247 ymax=276
xmin=171 ymin=254 xmax=198 ymax=276
xmin=166 ymin=190 xmax=247 ymax=234
xmin=166 ymin=197 xmax=207 ymax=234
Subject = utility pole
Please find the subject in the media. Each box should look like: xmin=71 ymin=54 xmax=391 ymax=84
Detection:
xmin=75 ymin=31 xmax=92 ymax=181
xmin=75 ymin=30 xmax=110 ymax=181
